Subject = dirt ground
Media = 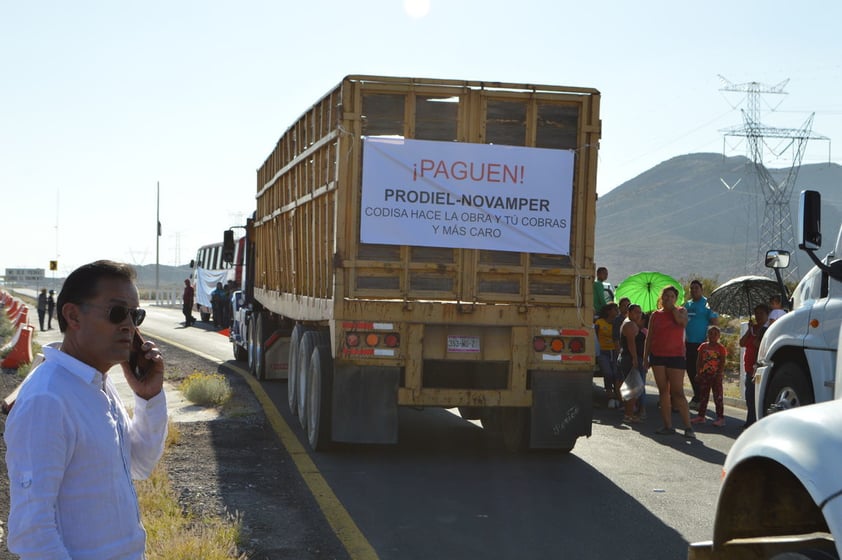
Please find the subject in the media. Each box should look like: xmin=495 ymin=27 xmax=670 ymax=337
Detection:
xmin=0 ymin=341 xmax=347 ymax=560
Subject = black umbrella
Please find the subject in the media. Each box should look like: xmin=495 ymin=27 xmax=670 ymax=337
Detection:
xmin=708 ymin=275 xmax=781 ymax=318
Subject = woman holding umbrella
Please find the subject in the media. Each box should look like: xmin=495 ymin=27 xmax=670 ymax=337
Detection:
xmin=643 ymin=285 xmax=696 ymax=439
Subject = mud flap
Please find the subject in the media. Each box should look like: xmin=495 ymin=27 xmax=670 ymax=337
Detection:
xmin=264 ymin=329 xmax=290 ymax=380
xmin=331 ymin=364 xmax=400 ymax=444
xmin=529 ymin=370 xmax=593 ymax=449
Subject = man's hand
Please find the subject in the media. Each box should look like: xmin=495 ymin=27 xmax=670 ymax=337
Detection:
xmin=121 ymin=339 xmax=165 ymax=400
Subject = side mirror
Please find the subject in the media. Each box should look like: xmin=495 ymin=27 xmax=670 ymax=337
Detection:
xmin=222 ymin=230 xmax=235 ymax=264
xmin=798 ymin=190 xmax=822 ymax=251
xmin=189 ymin=259 xmax=195 ymax=269
xmin=765 ymin=250 xmax=790 ymax=269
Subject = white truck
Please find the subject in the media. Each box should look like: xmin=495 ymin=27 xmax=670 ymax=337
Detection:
xmin=688 ymin=391 xmax=842 ymax=559
xmin=754 ymin=190 xmax=842 ymax=420
xmin=688 ymin=190 xmax=842 ymax=559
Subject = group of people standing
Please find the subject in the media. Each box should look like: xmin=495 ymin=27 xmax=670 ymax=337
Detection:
xmin=180 ymin=278 xmax=234 ymax=329
xmin=594 ymin=268 xmax=781 ymax=439
xmin=35 ymin=288 xmax=56 ymax=331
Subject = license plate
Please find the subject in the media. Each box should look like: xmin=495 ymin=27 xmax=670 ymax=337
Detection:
xmin=447 ymin=335 xmax=480 ymax=353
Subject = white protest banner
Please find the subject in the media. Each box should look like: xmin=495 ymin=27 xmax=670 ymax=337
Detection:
xmin=360 ymin=137 xmax=574 ymax=255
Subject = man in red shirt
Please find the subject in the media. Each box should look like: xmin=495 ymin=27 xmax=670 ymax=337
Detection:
xmin=739 ymin=303 xmax=770 ymax=428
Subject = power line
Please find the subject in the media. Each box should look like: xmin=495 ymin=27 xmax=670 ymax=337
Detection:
xmin=719 ymin=75 xmax=831 ymax=281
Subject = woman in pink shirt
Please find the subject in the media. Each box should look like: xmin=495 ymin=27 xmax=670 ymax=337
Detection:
xmin=643 ymin=285 xmax=695 ymax=439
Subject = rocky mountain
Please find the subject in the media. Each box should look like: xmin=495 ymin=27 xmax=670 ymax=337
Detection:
xmin=135 ymin=263 xmax=193 ymax=289
xmin=595 ymin=153 xmax=842 ymax=286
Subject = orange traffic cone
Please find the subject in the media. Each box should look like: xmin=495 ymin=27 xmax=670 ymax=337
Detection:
xmin=1 ymin=324 xmax=34 ymax=369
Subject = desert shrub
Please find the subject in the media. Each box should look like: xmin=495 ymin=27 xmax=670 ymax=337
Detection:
xmin=719 ymin=331 xmax=741 ymax=373
xmin=0 ymin=312 xmax=13 ymax=341
xmin=180 ymin=371 xmax=232 ymax=406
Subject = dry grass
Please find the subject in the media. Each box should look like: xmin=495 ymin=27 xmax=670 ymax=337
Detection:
xmin=180 ymin=371 xmax=232 ymax=406
xmin=0 ymin=311 xmax=14 ymax=340
xmin=135 ymin=421 xmax=248 ymax=559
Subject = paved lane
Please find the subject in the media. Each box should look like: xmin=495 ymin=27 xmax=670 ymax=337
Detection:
xmin=134 ymin=303 xmax=739 ymax=560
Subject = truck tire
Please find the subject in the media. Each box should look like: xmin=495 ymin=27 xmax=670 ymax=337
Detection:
xmin=254 ymin=313 xmax=268 ymax=380
xmin=287 ymin=324 xmax=305 ymax=416
xmin=247 ymin=314 xmax=258 ymax=375
xmin=764 ymin=361 xmax=814 ymax=415
xmin=233 ymin=340 xmax=247 ymax=362
xmin=297 ymin=330 xmax=321 ymax=430
xmin=458 ymin=407 xmax=482 ymax=420
xmin=481 ymin=408 xmax=529 ymax=452
xmin=306 ymin=340 xmax=334 ymax=451
xmin=499 ymin=407 xmax=529 ymax=453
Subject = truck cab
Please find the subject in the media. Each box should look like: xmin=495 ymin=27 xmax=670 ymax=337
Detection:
xmin=688 ymin=312 xmax=842 ymax=559
xmin=754 ymin=190 xmax=842 ymax=419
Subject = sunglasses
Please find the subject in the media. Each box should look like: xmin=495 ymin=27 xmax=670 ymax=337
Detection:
xmin=82 ymin=303 xmax=146 ymax=326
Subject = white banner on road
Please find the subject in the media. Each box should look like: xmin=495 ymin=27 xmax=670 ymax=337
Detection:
xmin=360 ymin=137 xmax=574 ymax=255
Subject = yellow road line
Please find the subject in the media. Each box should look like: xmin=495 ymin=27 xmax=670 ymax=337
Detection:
xmin=153 ymin=333 xmax=379 ymax=560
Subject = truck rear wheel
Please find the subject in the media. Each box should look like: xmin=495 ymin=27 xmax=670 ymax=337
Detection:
xmin=500 ymin=407 xmax=529 ymax=453
xmin=458 ymin=406 xmax=482 ymax=420
xmin=247 ymin=314 xmax=258 ymax=375
xmin=254 ymin=313 xmax=268 ymax=380
xmin=297 ymin=330 xmax=321 ymax=430
xmin=287 ymin=324 xmax=305 ymax=416
xmin=481 ymin=408 xmax=529 ymax=452
xmin=764 ymin=361 xmax=813 ymax=415
xmin=306 ymin=340 xmax=333 ymax=451
xmin=233 ymin=341 xmax=247 ymax=362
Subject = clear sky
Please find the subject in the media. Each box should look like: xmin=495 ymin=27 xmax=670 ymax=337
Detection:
xmin=2 ymin=0 xmax=840 ymax=278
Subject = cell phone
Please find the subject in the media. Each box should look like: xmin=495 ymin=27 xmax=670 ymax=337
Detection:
xmin=128 ymin=330 xmax=151 ymax=380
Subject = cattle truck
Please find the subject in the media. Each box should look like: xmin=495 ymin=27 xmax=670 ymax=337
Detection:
xmin=229 ymin=75 xmax=602 ymax=452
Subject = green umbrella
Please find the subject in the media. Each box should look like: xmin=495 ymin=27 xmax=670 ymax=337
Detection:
xmin=615 ymin=271 xmax=685 ymax=313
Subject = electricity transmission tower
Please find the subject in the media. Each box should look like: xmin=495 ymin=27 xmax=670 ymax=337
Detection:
xmin=719 ymin=76 xmax=829 ymax=281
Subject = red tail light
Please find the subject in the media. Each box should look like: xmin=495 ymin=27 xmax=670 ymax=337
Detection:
xmin=533 ymin=337 xmax=546 ymax=352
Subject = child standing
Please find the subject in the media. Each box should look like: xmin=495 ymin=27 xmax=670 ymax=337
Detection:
xmin=595 ymin=303 xmax=620 ymax=408
xmin=691 ymin=326 xmax=728 ymax=427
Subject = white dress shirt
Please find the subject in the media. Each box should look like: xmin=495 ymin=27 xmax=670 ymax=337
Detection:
xmin=5 ymin=346 xmax=168 ymax=559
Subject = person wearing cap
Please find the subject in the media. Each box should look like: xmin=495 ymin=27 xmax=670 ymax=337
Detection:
xmin=5 ymin=260 xmax=168 ymax=559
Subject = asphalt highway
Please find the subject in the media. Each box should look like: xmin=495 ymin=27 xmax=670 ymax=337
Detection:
xmin=14 ymin=293 xmax=741 ymax=560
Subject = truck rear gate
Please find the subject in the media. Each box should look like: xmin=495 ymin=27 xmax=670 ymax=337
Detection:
xmin=247 ymin=76 xmax=601 ymax=451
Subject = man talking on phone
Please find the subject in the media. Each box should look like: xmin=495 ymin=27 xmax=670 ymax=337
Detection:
xmin=5 ymin=260 xmax=168 ymax=559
